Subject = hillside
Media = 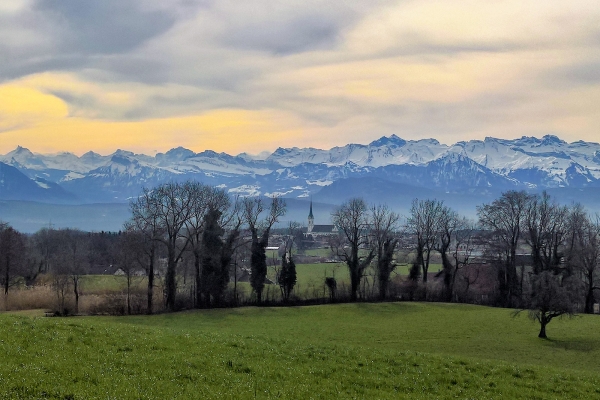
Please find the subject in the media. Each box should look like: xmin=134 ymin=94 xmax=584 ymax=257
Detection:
xmin=1 ymin=303 xmax=599 ymax=398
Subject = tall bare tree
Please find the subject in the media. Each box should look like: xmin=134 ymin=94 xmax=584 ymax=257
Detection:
xmin=524 ymin=191 xmax=569 ymax=274
xmin=449 ymin=219 xmax=478 ymax=301
xmin=127 ymin=188 xmax=164 ymax=313
xmin=116 ymin=231 xmax=146 ymax=315
xmin=137 ymin=182 xmax=195 ymax=311
xmin=370 ymin=204 xmax=400 ymax=300
xmin=0 ymin=223 xmax=25 ymax=296
xmin=566 ymin=207 xmax=600 ymax=314
xmin=407 ymin=199 xmax=444 ymax=283
xmin=331 ymin=198 xmax=375 ymax=301
xmin=433 ymin=206 xmax=460 ymax=301
xmin=54 ymin=229 xmax=89 ymax=315
xmin=477 ymin=190 xmax=531 ymax=307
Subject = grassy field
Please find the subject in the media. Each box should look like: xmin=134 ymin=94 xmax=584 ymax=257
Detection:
xmin=1 ymin=302 xmax=600 ymax=398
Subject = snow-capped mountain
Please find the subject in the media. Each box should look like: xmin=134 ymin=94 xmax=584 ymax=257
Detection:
xmin=0 ymin=161 xmax=76 ymax=202
xmin=1 ymin=134 xmax=600 ymax=205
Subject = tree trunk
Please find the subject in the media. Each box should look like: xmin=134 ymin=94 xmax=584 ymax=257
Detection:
xmin=585 ymin=270 xmax=595 ymax=314
xmin=538 ymin=321 xmax=547 ymax=339
xmin=147 ymin=249 xmax=154 ymax=315
xmin=256 ymin=289 xmax=262 ymax=304
xmin=423 ymin=251 xmax=430 ymax=283
xmin=378 ymin=277 xmax=387 ymax=301
xmin=350 ymin=266 xmax=359 ymax=301
xmin=73 ymin=277 xmax=79 ymax=315
xmin=165 ymin=247 xmax=177 ymax=311
xmin=4 ymin=256 xmax=9 ymax=295
xmin=127 ymin=276 xmax=131 ymax=315
xmin=194 ymin=251 xmax=202 ymax=308
xmin=441 ymin=251 xmax=452 ymax=302
xmin=233 ymin=261 xmax=238 ymax=306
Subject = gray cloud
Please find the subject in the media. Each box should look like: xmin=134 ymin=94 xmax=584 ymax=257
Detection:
xmin=0 ymin=0 xmax=178 ymax=81
xmin=1 ymin=0 xmax=600 ymax=149
xmin=220 ymin=13 xmax=341 ymax=55
xmin=35 ymin=0 xmax=177 ymax=54
xmin=551 ymin=61 xmax=600 ymax=86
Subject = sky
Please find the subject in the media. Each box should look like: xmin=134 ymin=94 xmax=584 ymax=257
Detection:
xmin=1 ymin=0 xmax=599 ymax=156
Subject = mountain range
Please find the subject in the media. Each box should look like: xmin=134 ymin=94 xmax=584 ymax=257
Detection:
xmin=2 ymin=134 xmax=600 ymax=231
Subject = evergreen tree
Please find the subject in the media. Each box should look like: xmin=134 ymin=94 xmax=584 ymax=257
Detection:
xmin=278 ymin=252 xmax=297 ymax=302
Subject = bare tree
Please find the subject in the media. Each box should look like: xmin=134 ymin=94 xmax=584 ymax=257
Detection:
xmin=116 ymin=231 xmax=146 ymax=314
xmin=28 ymin=227 xmax=56 ymax=282
xmin=137 ymin=182 xmax=195 ymax=311
xmin=566 ymin=207 xmax=600 ymax=314
xmin=524 ymin=191 xmax=569 ymax=274
xmin=331 ymin=198 xmax=375 ymax=301
xmin=407 ymin=199 xmax=444 ymax=283
xmin=449 ymin=219 xmax=478 ymax=301
xmin=0 ymin=223 xmax=25 ymax=296
xmin=370 ymin=204 xmax=400 ymax=300
xmin=477 ymin=190 xmax=531 ymax=307
xmin=433 ymin=207 xmax=462 ymax=301
xmin=53 ymin=229 xmax=89 ymax=315
xmin=243 ymin=196 xmax=286 ymax=303
xmin=127 ymin=188 xmax=164 ymax=314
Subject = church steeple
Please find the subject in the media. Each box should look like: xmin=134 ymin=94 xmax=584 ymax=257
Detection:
xmin=308 ymin=199 xmax=314 ymax=233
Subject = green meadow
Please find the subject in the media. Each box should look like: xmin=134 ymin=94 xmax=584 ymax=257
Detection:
xmin=2 ymin=302 xmax=600 ymax=399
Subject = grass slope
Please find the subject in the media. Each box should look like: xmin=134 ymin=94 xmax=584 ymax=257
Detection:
xmin=2 ymin=303 xmax=600 ymax=399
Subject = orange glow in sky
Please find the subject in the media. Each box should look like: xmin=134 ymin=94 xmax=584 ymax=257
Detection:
xmin=1 ymin=1 xmax=599 ymax=156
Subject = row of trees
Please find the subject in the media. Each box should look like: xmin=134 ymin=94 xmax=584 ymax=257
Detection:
xmin=477 ymin=191 xmax=598 ymax=337
xmin=329 ymin=191 xmax=599 ymax=337
xmin=126 ymin=181 xmax=286 ymax=312
xmin=400 ymin=191 xmax=599 ymax=337
xmin=2 ymin=182 xmax=599 ymax=338
xmin=0 ymin=224 xmax=124 ymax=313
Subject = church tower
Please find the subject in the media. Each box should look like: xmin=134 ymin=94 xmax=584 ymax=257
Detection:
xmin=308 ymin=200 xmax=314 ymax=233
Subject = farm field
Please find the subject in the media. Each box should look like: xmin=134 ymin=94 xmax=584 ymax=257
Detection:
xmin=1 ymin=302 xmax=600 ymax=399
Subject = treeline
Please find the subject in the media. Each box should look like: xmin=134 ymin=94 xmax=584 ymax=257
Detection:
xmin=402 ymin=191 xmax=599 ymax=337
xmin=1 ymin=183 xmax=599 ymax=335
xmin=0 ymin=181 xmax=288 ymax=315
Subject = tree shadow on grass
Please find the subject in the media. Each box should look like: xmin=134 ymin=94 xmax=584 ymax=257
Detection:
xmin=352 ymin=301 xmax=424 ymax=315
xmin=543 ymin=337 xmax=600 ymax=352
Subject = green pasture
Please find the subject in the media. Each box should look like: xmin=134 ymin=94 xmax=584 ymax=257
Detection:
xmin=74 ymin=260 xmax=442 ymax=305
xmin=269 ymin=262 xmax=349 ymax=287
xmin=2 ymin=302 xmax=600 ymax=398
xmin=79 ymin=275 xmax=146 ymax=293
xmin=394 ymin=263 xmax=443 ymax=276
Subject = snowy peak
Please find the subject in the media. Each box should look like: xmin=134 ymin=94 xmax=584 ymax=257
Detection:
xmin=156 ymin=147 xmax=196 ymax=165
xmin=1 ymin=146 xmax=47 ymax=170
xmin=2 ymin=134 xmax=600 ymax=206
xmin=368 ymin=134 xmax=407 ymax=148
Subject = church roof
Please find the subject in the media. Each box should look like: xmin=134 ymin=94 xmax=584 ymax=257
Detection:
xmin=308 ymin=200 xmax=314 ymax=219
xmin=311 ymin=225 xmax=336 ymax=233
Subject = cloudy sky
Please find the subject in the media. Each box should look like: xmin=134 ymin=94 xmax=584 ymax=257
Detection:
xmin=1 ymin=0 xmax=599 ymax=155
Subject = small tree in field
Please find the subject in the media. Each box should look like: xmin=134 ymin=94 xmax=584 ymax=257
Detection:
xmin=523 ymin=271 xmax=580 ymax=338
